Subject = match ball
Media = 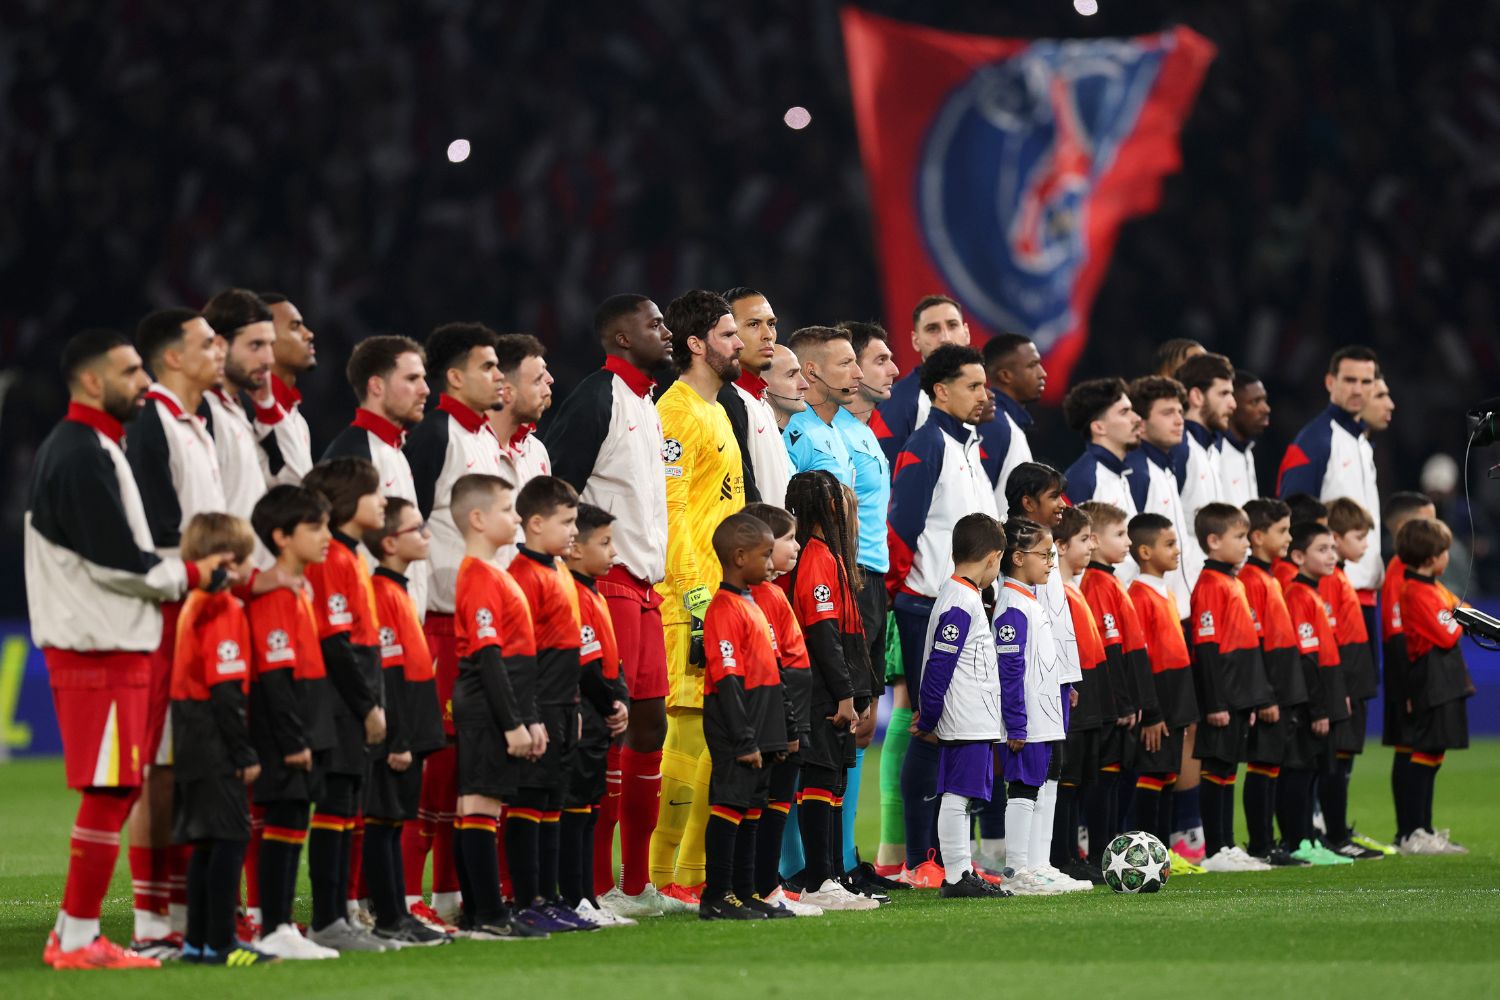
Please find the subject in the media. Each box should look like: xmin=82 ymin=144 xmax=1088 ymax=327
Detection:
xmin=1101 ymin=830 xmax=1170 ymax=894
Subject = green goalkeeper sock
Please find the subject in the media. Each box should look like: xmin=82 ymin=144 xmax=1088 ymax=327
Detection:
xmin=880 ymin=707 xmax=913 ymax=850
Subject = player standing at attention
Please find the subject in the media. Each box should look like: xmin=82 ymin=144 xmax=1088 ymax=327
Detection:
xmin=886 ymin=344 xmax=996 ymax=885
xmin=124 ymin=308 xmax=229 ymax=955
xmin=403 ymin=322 xmax=505 ymax=921
xmin=783 ymin=325 xmax=861 ymax=485
xmin=168 ymin=513 xmax=273 ymax=965
xmin=1394 ymin=517 xmax=1473 ymax=855
xmin=1061 ymin=378 xmax=1140 ymax=517
xmin=541 ymin=294 xmax=674 ymax=916
xmin=718 ymin=287 xmax=789 ymax=506
xmin=300 ymin=458 xmax=390 ymax=952
xmin=1319 ymin=497 xmax=1385 ymax=859
xmin=1172 ymin=353 xmax=1237 ymax=592
xmin=251 ymin=292 xmax=316 ymax=486
xmin=200 ymin=289 xmax=277 ymax=519
xmin=446 ymin=474 xmax=548 ymax=940
xmin=490 ymin=334 xmax=555 ymax=560
xmin=1238 ymin=499 xmax=1305 ymax=867
xmin=30 ymin=330 xmax=236 ymax=969
xmin=914 ymin=513 xmax=1011 ymax=899
xmin=698 ymin=514 xmax=794 ymax=920
xmin=1220 ymin=370 xmax=1270 ymax=506
xmin=649 ymin=290 xmax=746 ymax=907
xmin=979 ymin=332 xmax=1046 ymax=502
xmin=874 ymin=294 xmax=971 ymax=464
xmin=561 ymin=505 xmax=634 ymax=926
xmin=1280 ymin=522 xmax=1354 ymax=866
xmin=1187 ymin=504 xmax=1273 ymax=872
xmin=1076 ymin=502 xmax=1148 ymax=868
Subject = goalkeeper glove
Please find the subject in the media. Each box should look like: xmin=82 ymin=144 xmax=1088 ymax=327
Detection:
xmin=684 ymin=585 xmax=712 ymax=669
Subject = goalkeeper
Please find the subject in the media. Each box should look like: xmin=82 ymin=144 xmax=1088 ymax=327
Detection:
xmin=647 ymin=291 xmax=747 ymax=903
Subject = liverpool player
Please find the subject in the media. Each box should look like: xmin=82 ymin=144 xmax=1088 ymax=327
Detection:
xmin=253 ymin=292 xmax=316 ymax=486
xmin=201 ymin=289 xmax=277 ymax=519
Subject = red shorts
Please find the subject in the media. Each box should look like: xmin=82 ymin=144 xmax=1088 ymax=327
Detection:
xmin=46 ymin=648 xmax=151 ymax=790
xmin=598 ymin=567 xmax=668 ymax=702
xmin=425 ymin=613 xmax=459 ymax=736
xmin=144 ymin=600 xmax=182 ymax=765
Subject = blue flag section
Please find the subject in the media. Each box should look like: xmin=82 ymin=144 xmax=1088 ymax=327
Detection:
xmin=843 ymin=9 xmax=1215 ymax=397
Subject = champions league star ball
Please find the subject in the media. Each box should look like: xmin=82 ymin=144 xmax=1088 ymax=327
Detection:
xmin=1101 ymin=831 xmax=1170 ymax=893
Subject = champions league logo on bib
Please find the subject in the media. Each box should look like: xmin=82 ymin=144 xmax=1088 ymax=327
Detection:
xmin=915 ymin=40 xmax=1168 ymax=350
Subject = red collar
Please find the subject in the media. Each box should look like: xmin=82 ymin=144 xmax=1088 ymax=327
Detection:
xmin=438 ymin=394 xmax=488 ymax=434
xmin=145 ymin=385 xmax=189 ymax=421
xmin=735 ymin=370 xmax=768 ymax=400
xmin=209 ymin=387 xmax=244 ymax=414
xmin=507 ymin=424 xmax=537 ymax=451
xmin=603 ymin=356 xmax=655 ymax=399
xmin=353 ymin=407 xmax=406 ymax=449
xmin=270 ymin=373 xmax=302 ymax=408
xmin=66 ymin=401 xmax=125 ymax=445
xmin=1003 ymin=580 xmax=1037 ymax=601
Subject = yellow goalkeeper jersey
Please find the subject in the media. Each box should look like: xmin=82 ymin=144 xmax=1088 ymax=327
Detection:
xmin=655 ymin=379 xmax=745 ymax=627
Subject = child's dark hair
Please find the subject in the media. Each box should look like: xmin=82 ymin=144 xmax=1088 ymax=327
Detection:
xmin=1004 ymin=462 xmax=1067 ymax=518
xmin=1055 ymin=506 xmax=1092 ymax=546
xmin=1396 ymin=517 xmax=1452 ymax=568
xmin=1284 ymin=493 xmax=1328 ymax=525
xmin=516 ymin=475 xmax=580 ymax=522
xmin=1287 ymin=520 xmax=1332 ymax=555
xmin=743 ymin=502 xmax=795 ymax=540
xmin=575 ymin=503 xmax=616 ymax=542
xmin=712 ymin=511 xmax=772 ymax=566
xmin=1326 ymin=496 xmax=1375 ymax=535
xmin=303 ymin=457 xmax=380 ymax=527
xmin=1002 ymin=517 xmax=1049 ymax=576
xmin=1243 ymin=497 xmax=1291 ymax=536
xmin=785 ymin=470 xmax=857 ymax=607
xmin=251 ymin=484 xmax=330 ymax=553
xmin=366 ymin=497 xmax=416 ymax=557
xmin=1195 ymin=502 xmax=1250 ymax=551
xmin=1128 ymin=513 xmax=1173 ymax=563
xmin=952 ymin=513 xmax=1004 ymax=564
xmin=1077 ymin=500 xmax=1127 ymax=531
xmin=1385 ymin=491 xmax=1434 ymax=527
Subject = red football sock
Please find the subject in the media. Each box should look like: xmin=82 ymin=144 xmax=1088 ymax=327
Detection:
xmin=129 ymin=844 xmax=170 ymax=917
xmin=244 ymin=803 xmax=265 ymax=908
xmin=348 ymin=815 xmax=366 ymax=902
xmin=168 ymin=843 xmax=192 ymax=911
xmin=402 ymin=812 xmax=433 ymax=898
xmin=593 ymin=744 xmax=623 ymax=895
xmin=618 ymin=747 xmax=662 ymax=895
xmin=425 ymin=746 xmax=460 ymax=894
xmin=67 ymin=790 xmax=135 ymax=920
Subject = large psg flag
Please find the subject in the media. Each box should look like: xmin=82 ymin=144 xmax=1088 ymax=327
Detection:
xmin=842 ymin=8 xmax=1215 ymax=397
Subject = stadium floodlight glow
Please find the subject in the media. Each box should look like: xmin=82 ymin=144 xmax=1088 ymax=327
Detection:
xmin=783 ymin=106 xmax=812 ymax=130
xmin=1074 ymin=0 xmax=1099 ymax=15
xmin=447 ymin=139 xmax=471 ymax=163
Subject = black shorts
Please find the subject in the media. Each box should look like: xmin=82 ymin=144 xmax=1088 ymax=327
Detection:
xmin=1127 ymin=725 xmax=1185 ymax=774
xmin=327 ymin=704 xmax=369 ymax=777
xmin=456 ymin=722 xmax=516 ymax=800
xmin=173 ymin=774 xmax=251 ymax=844
xmin=1410 ymin=699 xmax=1469 ymax=753
xmin=1382 ymin=699 xmax=1413 ymax=749
xmin=1282 ymin=707 xmax=1334 ymax=772
xmin=364 ymin=755 xmax=418 ymax=821
xmin=1193 ymin=709 xmax=1250 ymax=766
xmin=1060 ymin=726 xmax=1100 ymax=786
xmin=253 ymin=748 xmax=327 ymax=806
xmin=708 ymin=755 xmax=774 ymax=811
xmin=802 ymin=704 xmax=856 ymax=773
xmin=856 ymin=571 xmax=888 ymax=688
xmin=1333 ymin=698 xmax=1370 ymax=755
xmin=1098 ymin=724 xmax=1128 ymax=768
xmin=1245 ymin=711 xmax=1291 ymax=765
xmin=566 ymin=705 xmax=612 ymax=808
xmin=505 ymin=704 xmax=578 ymax=794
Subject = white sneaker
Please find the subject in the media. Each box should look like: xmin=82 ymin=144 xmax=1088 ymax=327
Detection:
xmin=1200 ymin=848 xmax=1245 ymax=873
xmin=798 ymin=879 xmax=880 ymax=911
xmin=258 ymin=923 xmax=340 ymax=960
xmin=1005 ymin=869 xmax=1066 ymax=896
xmin=575 ymin=899 xmax=635 ymax=928
xmin=638 ymin=883 xmax=696 ymax=914
xmin=1223 ymin=847 xmax=1273 ymax=871
xmin=598 ymin=886 xmax=663 ymax=918
xmin=1397 ymin=830 xmax=1445 ymax=856
xmin=765 ymin=886 xmax=823 ymax=916
xmin=1034 ymin=865 xmax=1093 ymax=892
xmin=1431 ymin=829 xmax=1469 ymax=855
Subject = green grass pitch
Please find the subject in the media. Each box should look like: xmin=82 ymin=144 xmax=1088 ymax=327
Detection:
xmin=3 ymin=744 xmax=1499 ymax=998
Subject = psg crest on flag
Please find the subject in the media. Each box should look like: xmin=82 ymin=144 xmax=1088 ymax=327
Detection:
xmin=916 ymin=41 xmax=1169 ymax=351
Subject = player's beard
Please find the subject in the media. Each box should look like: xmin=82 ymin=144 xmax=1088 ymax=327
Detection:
xmin=707 ymin=346 xmax=741 ymax=384
xmin=104 ymin=383 xmax=147 ymax=423
xmin=225 ymin=357 xmax=267 ymax=394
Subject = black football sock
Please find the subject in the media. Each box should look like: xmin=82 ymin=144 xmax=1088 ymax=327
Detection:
xmin=1324 ymin=754 xmax=1352 ymax=842
xmin=206 ymin=840 xmax=246 ymax=952
xmin=504 ymin=806 xmax=542 ymax=907
xmin=1391 ymin=750 xmax=1412 ymax=840
xmin=1051 ymin=784 xmax=1079 ymax=867
xmin=797 ymin=783 xmax=835 ymax=887
xmin=1133 ymin=774 xmax=1165 ymax=846
xmin=704 ymin=807 xmax=741 ymax=900
xmin=1086 ymin=770 xmax=1119 ymax=864
xmin=757 ymin=799 xmax=792 ymax=897
xmin=1411 ymin=752 xmax=1443 ymax=832
xmin=580 ymin=806 xmax=599 ymax=905
xmin=1156 ymin=777 xmax=1177 ymax=847
xmin=387 ymin=820 xmax=408 ymax=911
xmin=1243 ymin=765 xmax=1277 ymax=856
xmin=1276 ymin=769 xmax=1312 ymax=847
xmin=307 ymin=816 xmax=345 ymax=931
xmin=558 ymin=807 xmax=591 ymax=907
xmin=538 ymin=810 xmax=562 ymax=902
xmin=450 ymin=820 xmax=475 ymax=919
xmin=456 ymin=816 xmax=504 ymax=922
xmin=364 ymin=821 xmax=403 ymax=928
xmin=733 ymin=810 xmax=760 ymax=900
xmin=186 ymin=843 xmax=212 ymax=950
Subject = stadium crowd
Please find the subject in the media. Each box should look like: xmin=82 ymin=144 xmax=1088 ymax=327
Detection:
xmin=26 ymin=286 xmax=1477 ymax=968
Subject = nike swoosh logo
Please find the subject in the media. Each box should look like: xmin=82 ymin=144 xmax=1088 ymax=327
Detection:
xmin=384 ymin=479 xmax=395 ymax=488
xmin=466 ymin=460 xmax=476 ymax=468
xmin=668 ymin=799 xmax=692 ymax=807
xmin=716 ymin=443 xmax=725 ymax=452
xmin=756 ymin=425 xmax=765 ymax=434
xmin=922 ymin=794 xmax=940 ymax=803
xmin=627 ymin=423 xmax=638 ymax=431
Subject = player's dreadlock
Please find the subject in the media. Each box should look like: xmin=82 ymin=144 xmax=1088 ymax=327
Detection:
xmin=784 ymin=469 xmax=858 ymax=607
xmin=1002 ymin=517 xmax=1050 ymax=578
